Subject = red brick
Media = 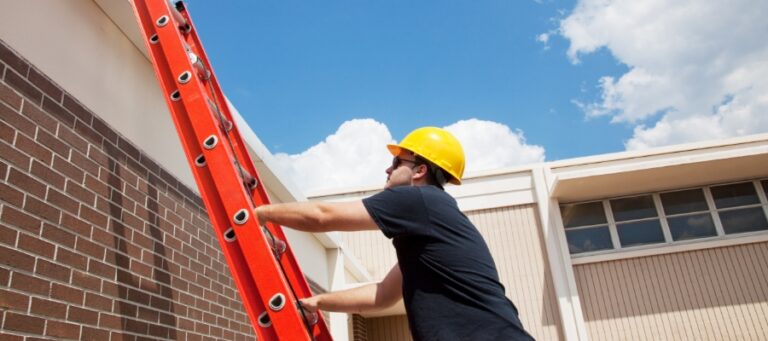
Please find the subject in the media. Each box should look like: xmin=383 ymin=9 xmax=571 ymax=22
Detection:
xmin=5 ymin=69 xmax=42 ymax=105
xmin=46 ymin=320 xmax=81 ymax=339
xmin=66 ymin=179 xmax=96 ymax=205
xmin=42 ymin=222 xmax=76 ymax=248
xmin=57 ymin=124 xmax=89 ymax=154
xmin=110 ymin=331 xmax=137 ymax=341
xmin=47 ymin=187 xmax=80 ymax=213
xmin=82 ymin=326 xmax=110 ymax=341
xmin=88 ymin=258 xmax=116 ymax=279
xmin=96 ymin=196 xmax=123 ymax=219
xmin=91 ymin=225 xmax=116 ymax=247
xmin=15 ymin=132 xmax=52 ymax=165
xmin=0 ymin=265 xmax=9 ymax=285
xmin=148 ymin=323 xmax=169 ymax=338
xmin=0 ymin=288 xmax=29 ymax=311
xmin=68 ymin=305 xmax=100 ymax=325
xmin=61 ymin=211 xmax=92 ymax=237
xmin=69 ymin=149 xmax=100 ymax=176
xmin=42 ymin=95 xmax=75 ymax=127
xmin=115 ymin=164 xmax=140 ymax=187
xmin=124 ymin=318 xmax=149 ymax=334
xmin=76 ymin=236 xmax=105 ymax=259
xmin=0 ymin=82 xmax=22 ymax=110
xmin=35 ymin=258 xmax=71 ymax=282
xmin=30 ymin=297 xmax=67 ymax=319
xmin=0 ymin=120 xmax=14 ymax=144
xmin=17 ymin=233 xmax=55 ymax=259
xmin=101 ymin=169 xmax=124 ymax=192
xmin=62 ymin=94 xmax=93 ymax=125
xmin=8 ymin=167 xmax=46 ymax=198
xmin=0 ymin=140 xmax=31 ymax=171
xmin=72 ymin=269 xmax=101 ymax=292
xmin=85 ymin=173 xmax=111 ymax=198
xmin=129 ymin=259 xmax=152 ymax=279
xmin=30 ymin=159 xmax=65 ymax=189
xmin=138 ymin=155 xmax=160 ymax=176
xmin=91 ymin=116 xmax=118 ymax=144
xmin=55 ymin=247 xmax=87 ymax=273
xmin=85 ymin=292 xmax=114 ymax=311
xmin=21 ymin=98 xmax=58 ymax=133
xmin=3 ymin=311 xmax=45 ymax=334
xmin=127 ymin=288 xmax=150 ymax=305
xmin=79 ymin=206 xmax=108 ymax=230
xmin=133 ymin=232 xmax=154 ymax=250
xmin=36 ymin=127 xmax=70 ymax=159
xmin=10 ymin=271 xmax=50 ymax=296
xmin=51 ymin=282 xmax=84 ymax=305
xmin=1 ymin=102 xmax=34 ymax=135
xmin=75 ymin=119 xmax=103 ymax=145
xmin=53 ymin=154 xmax=85 ymax=182
xmin=137 ymin=305 xmax=159 ymax=322
xmin=99 ymin=312 xmax=122 ymax=329
xmin=0 ymin=181 xmax=24 ymax=207
xmin=24 ymin=194 xmax=62 ymax=223
xmin=28 ymin=68 xmax=63 ymax=102
xmin=0 ymin=42 xmax=30 ymax=75
xmin=1 ymin=205 xmax=41 ymax=234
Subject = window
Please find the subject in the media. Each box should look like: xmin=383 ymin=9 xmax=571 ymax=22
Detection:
xmin=561 ymin=202 xmax=613 ymax=254
xmin=660 ymin=189 xmax=716 ymax=241
xmin=610 ymin=195 xmax=665 ymax=247
xmin=711 ymin=182 xmax=768 ymax=234
xmin=560 ymin=178 xmax=768 ymax=256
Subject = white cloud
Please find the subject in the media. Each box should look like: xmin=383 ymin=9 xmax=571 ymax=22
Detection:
xmin=444 ymin=119 xmax=545 ymax=172
xmin=274 ymin=119 xmax=545 ymax=193
xmin=558 ymin=0 xmax=768 ymax=149
xmin=273 ymin=119 xmax=395 ymax=193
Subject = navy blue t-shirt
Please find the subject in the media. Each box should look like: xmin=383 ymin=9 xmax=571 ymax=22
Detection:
xmin=363 ymin=186 xmax=534 ymax=341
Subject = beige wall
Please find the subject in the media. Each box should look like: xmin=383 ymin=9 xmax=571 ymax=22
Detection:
xmin=574 ymin=242 xmax=768 ymax=340
xmin=344 ymin=204 xmax=564 ymax=340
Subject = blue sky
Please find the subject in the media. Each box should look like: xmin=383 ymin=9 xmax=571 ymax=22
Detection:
xmin=186 ymin=0 xmax=768 ymax=192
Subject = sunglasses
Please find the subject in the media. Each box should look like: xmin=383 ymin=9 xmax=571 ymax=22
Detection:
xmin=391 ymin=156 xmax=419 ymax=169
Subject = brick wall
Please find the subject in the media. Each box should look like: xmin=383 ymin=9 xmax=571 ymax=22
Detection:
xmin=0 ymin=39 xmax=256 ymax=340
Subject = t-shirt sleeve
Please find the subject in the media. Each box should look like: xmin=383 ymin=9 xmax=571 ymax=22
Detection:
xmin=362 ymin=187 xmax=431 ymax=239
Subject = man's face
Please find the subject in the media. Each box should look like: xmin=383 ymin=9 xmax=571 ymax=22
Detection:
xmin=384 ymin=153 xmax=420 ymax=189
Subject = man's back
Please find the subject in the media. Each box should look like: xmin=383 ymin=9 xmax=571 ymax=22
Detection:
xmin=364 ymin=186 xmax=534 ymax=340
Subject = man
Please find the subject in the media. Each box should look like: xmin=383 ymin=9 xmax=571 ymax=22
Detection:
xmin=255 ymin=127 xmax=534 ymax=340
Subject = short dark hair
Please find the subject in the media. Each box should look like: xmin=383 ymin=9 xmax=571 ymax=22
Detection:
xmin=414 ymin=155 xmax=448 ymax=190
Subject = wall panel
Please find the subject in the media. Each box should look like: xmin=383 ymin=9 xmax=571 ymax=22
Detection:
xmin=574 ymin=242 xmax=768 ymax=340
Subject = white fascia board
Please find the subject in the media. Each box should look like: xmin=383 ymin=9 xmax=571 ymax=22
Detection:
xmin=549 ymin=133 xmax=768 ymax=173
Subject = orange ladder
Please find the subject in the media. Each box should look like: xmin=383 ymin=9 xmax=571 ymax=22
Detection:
xmin=129 ymin=1 xmax=332 ymax=340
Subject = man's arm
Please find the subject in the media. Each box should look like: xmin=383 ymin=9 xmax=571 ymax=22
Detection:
xmin=300 ymin=264 xmax=403 ymax=314
xmin=254 ymin=201 xmax=379 ymax=233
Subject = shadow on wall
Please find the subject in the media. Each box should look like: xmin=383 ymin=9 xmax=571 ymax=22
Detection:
xmin=106 ymin=156 xmax=177 ymax=338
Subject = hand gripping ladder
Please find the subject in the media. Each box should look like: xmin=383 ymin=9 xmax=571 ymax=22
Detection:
xmin=130 ymin=1 xmax=332 ymax=340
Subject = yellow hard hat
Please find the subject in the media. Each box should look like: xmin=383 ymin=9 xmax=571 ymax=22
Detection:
xmin=387 ymin=127 xmax=465 ymax=185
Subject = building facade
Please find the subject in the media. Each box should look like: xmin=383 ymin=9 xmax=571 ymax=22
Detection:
xmin=1 ymin=1 xmax=767 ymax=340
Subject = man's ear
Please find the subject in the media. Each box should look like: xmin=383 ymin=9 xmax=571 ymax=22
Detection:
xmin=411 ymin=164 xmax=429 ymax=181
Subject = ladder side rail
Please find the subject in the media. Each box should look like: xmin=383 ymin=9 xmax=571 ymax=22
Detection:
xmin=129 ymin=1 xmax=306 ymax=339
xmin=144 ymin=4 xmax=310 ymax=340
xmin=173 ymin=3 xmax=332 ymax=339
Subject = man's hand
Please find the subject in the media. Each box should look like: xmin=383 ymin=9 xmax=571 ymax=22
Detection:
xmin=299 ymin=295 xmax=321 ymax=313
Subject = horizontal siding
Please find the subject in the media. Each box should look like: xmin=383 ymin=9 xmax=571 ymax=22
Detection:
xmin=574 ymin=242 xmax=768 ymax=340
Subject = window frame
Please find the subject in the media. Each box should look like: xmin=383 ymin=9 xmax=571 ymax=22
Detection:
xmin=560 ymin=178 xmax=768 ymax=258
